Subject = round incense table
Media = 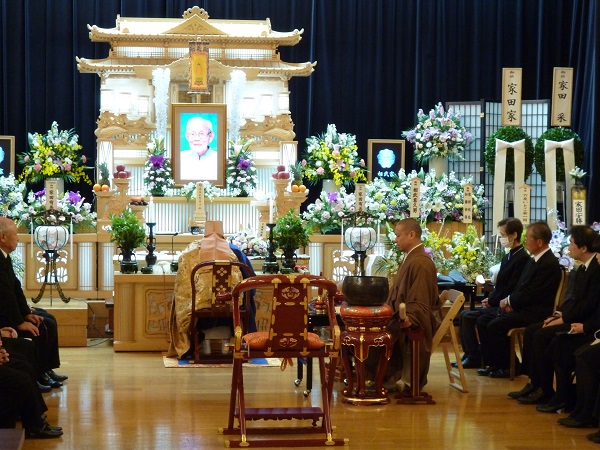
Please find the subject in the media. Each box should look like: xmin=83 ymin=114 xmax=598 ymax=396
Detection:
xmin=339 ymin=304 xmax=393 ymax=406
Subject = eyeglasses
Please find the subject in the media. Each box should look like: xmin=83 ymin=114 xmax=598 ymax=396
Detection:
xmin=187 ymin=131 xmax=212 ymax=138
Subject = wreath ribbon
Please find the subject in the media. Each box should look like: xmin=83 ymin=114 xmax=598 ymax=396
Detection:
xmin=544 ymin=139 xmax=575 ymax=229
xmin=493 ymin=139 xmax=526 ymax=229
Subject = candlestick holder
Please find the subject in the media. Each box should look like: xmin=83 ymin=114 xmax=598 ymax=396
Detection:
xmin=262 ymin=223 xmax=279 ymax=274
xmin=145 ymin=222 xmax=157 ymax=268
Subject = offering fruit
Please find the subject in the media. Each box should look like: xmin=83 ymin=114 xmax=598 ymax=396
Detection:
xmin=92 ymin=184 xmax=102 ymax=192
xmin=101 ymin=185 xmax=110 ymax=191
xmin=277 ymin=171 xmax=290 ymax=179
xmin=298 ymin=185 xmax=307 ymax=193
xmin=277 ymin=165 xmax=286 ymax=172
xmin=116 ymin=164 xmax=126 ymax=172
xmin=291 ymin=185 xmax=300 ymax=193
xmin=117 ymin=171 xmax=128 ymax=178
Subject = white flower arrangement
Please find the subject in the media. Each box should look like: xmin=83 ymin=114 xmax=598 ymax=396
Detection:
xmin=364 ymin=169 xmax=487 ymax=223
xmin=226 ymin=140 xmax=258 ymax=197
xmin=227 ymin=227 xmax=268 ymax=256
xmin=179 ymin=181 xmax=226 ymax=201
xmin=0 ymin=174 xmax=28 ymax=220
xmin=403 ymin=102 xmax=473 ymax=164
xmin=569 ymin=166 xmax=586 ymax=181
xmin=20 ymin=189 xmax=97 ymax=233
xmin=144 ymin=137 xmax=175 ymax=196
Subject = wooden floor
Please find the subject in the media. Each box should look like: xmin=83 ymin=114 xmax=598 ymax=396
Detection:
xmin=20 ymin=340 xmax=600 ymax=450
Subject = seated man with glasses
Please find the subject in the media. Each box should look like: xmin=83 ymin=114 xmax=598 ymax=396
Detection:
xmin=179 ymin=116 xmax=219 ymax=181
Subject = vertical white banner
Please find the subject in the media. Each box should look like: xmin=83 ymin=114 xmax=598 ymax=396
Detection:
xmin=45 ymin=180 xmax=58 ymax=210
xmin=409 ymin=178 xmax=422 ymax=218
xmin=462 ymin=183 xmax=473 ymax=223
xmin=355 ymin=183 xmax=366 ymax=212
xmin=519 ymin=184 xmax=531 ymax=225
xmin=502 ymin=68 xmax=522 ymax=126
xmin=551 ymin=67 xmax=573 ymax=127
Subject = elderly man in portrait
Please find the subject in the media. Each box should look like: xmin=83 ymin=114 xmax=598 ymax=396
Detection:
xmin=179 ymin=116 xmax=219 ymax=181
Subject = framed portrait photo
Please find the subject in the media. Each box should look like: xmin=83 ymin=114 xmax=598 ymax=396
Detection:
xmin=171 ymin=103 xmax=227 ymax=187
xmin=367 ymin=139 xmax=405 ymax=181
xmin=0 ymin=136 xmax=15 ymax=177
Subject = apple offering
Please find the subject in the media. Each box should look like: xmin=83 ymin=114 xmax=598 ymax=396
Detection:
xmin=272 ymin=165 xmax=291 ymax=180
xmin=113 ymin=164 xmax=131 ymax=179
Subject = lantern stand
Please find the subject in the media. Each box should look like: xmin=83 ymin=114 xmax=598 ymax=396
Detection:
xmin=30 ymin=209 xmax=72 ymax=305
xmin=343 ymin=211 xmax=377 ymax=276
xmin=262 ymin=223 xmax=280 ymax=274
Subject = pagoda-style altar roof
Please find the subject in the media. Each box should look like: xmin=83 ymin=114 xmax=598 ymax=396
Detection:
xmin=76 ymin=6 xmax=315 ymax=79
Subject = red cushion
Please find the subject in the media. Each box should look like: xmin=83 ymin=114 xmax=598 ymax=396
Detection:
xmin=340 ymin=304 xmax=394 ymax=319
xmin=243 ymin=331 xmax=325 ymax=350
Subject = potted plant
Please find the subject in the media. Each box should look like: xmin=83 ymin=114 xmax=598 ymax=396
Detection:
xmin=273 ymin=209 xmax=311 ymax=273
xmin=109 ymin=210 xmax=146 ymax=273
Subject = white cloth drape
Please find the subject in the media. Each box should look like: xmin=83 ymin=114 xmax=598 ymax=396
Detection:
xmin=544 ymin=138 xmax=575 ymax=229
xmin=493 ymin=139 xmax=526 ymax=229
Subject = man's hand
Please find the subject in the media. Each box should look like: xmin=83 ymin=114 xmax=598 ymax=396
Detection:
xmin=17 ymin=321 xmax=39 ymax=336
xmin=570 ymin=323 xmax=584 ymax=334
xmin=399 ymin=317 xmax=412 ymax=329
xmin=499 ymin=298 xmax=513 ymax=313
xmin=481 ymin=298 xmax=489 ymax=308
xmin=0 ymin=346 xmax=9 ymax=366
xmin=0 ymin=327 xmax=17 ymax=338
xmin=543 ymin=315 xmax=563 ymax=328
xmin=25 ymin=314 xmax=43 ymax=327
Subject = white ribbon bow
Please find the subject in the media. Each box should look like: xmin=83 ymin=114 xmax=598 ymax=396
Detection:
xmin=493 ymin=139 xmax=526 ymax=229
xmin=544 ymin=138 xmax=575 ymax=229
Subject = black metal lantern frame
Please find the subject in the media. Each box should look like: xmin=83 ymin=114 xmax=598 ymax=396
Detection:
xmin=342 ymin=211 xmax=378 ymax=277
xmin=30 ymin=208 xmax=73 ymax=304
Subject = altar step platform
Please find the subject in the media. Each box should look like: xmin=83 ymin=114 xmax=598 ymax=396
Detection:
xmin=33 ymin=298 xmax=91 ymax=347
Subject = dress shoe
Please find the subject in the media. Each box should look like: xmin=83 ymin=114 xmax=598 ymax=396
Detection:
xmin=536 ymin=402 xmax=566 ymax=413
xmin=508 ymin=383 xmax=536 ymax=399
xmin=489 ymin=368 xmax=510 ymax=378
xmin=517 ymin=387 xmax=552 ymax=405
xmin=46 ymin=369 xmax=68 ymax=382
xmin=37 ymin=381 xmax=52 ymax=393
xmin=43 ymin=421 xmax=62 ymax=432
xmin=587 ymin=431 xmax=600 ymax=443
xmin=477 ymin=366 xmax=496 ymax=376
xmin=460 ymin=358 xmax=482 ymax=369
xmin=558 ymin=417 xmax=598 ymax=428
xmin=26 ymin=422 xmax=63 ymax=439
xmin=38 ymin=374 xmax=62 ymax=388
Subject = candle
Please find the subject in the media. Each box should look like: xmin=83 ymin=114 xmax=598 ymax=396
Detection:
xmin=269 ymin=197 xmax=274 ymax=223
xmin=147 ymin=196 xmax=155 ymax=223
xmin=399 ymin=303 xmax=406 ymax=321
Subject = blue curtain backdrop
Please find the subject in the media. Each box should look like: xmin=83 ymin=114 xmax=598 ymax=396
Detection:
xmin=0 ymin=0 xmax=597 ymax=219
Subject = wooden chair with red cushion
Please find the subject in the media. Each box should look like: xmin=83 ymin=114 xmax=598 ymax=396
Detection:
xmin=221 ymin=274 xmax=348 ymax=447
xmin=190 ymin=260 xmax=253 ymax=363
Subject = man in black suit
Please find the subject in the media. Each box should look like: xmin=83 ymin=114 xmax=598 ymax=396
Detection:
xmin=0 ymin=336 xmax=63 ymax=438
xmin=508 ymin=225 xmax=600 ymax=407
xmin=0 ymin=218 xmax=67 ymax=388
xmin=476 ymin=221 xmax=562 ymax=378
xmin=455 ymin=218 xmax=529 ymax=368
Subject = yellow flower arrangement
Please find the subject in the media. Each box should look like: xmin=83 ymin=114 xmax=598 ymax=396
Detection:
xmin=446 ymin=225 xmax=495 ymax=282
xmin=301 ymin=124 xmax=367 ymax=186
xmin=18 ymin=121 xmax=92 ymax=184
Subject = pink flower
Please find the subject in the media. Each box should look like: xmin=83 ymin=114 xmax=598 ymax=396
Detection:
xmin=350 ymin=170 xmax=356 ymax=178
xmin=63 ymin=163 xmax=72 ymax=172
xmin=34 ymin=164 xmax=42 ymax=172
xmin=316 ymin=167 xmax=325 ymax=175
xmin=332 ymin=150 xmax=340 ymax=157
xmin=82 ymin=155 xmax=87 ymax=163
xmin=301 ymin=159 xmax=307 ymax=166
xmin=24 ymin=155 xmax=29 ymax=162
xmin=360 ymin=159 xmax=365 ymax=167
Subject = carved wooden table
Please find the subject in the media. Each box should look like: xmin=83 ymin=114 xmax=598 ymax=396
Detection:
xmin=339 ymin=304 xmax=393 ymax=406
